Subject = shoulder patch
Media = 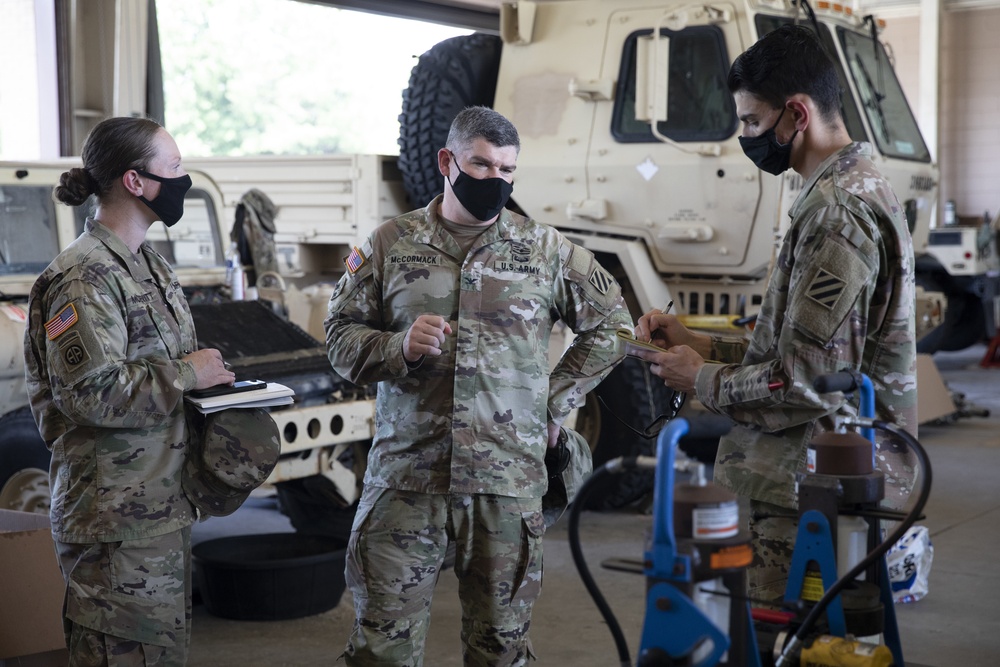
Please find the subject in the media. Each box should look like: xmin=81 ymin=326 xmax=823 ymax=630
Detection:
xmin=345 ymin=245 xmax=367 ymax=274
xmin=58 ymin=331 xmax=91 ymax=369
xmin=45 ymin=303 xmax=78 ymax=340
xmin=805 ymin=268 xmax=846 ymax=310
xmin=589 ymin=266 xmax=614 ymax=295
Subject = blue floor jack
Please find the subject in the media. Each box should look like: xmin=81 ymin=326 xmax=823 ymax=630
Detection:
xmin=569 ymin=372 xmax=932 ymax=666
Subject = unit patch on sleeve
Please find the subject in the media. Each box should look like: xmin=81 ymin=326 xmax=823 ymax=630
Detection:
xmin=588 ymin=266 xmax=614 ymax=295
xmin=58 ymin=331 xmax=91 ymax=369
xmin=345 ymin=245 xmax=367 ymax=274
xmin=806 ymin=268 xmax=846 ymax=310
xmin=45 ymin=303 xmax=78 ymax=340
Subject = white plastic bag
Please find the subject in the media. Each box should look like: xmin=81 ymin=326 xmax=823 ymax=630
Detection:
xmin=886 ymin=525 xmax=933 ymax=604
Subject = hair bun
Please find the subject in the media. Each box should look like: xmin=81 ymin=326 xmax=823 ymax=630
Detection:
xmin=54 ymin=167 xmax=98 ymax=206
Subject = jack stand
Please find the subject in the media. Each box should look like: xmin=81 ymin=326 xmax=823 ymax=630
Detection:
xmin=783 ymin=371 xmax=907 ymax=665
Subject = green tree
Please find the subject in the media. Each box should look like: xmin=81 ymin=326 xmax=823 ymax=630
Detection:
xmin=157 ymin=0 xmax=469 ymax=157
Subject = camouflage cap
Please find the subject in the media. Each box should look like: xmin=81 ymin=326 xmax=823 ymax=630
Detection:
xmin=542 ymin=426 xmax=593 ymax=527
xmin=183 ymin=407 xmax=280 ymax=517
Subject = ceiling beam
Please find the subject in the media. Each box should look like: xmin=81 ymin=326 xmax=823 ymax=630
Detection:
xmin=294 ymin=0 xmax=500 ymax=32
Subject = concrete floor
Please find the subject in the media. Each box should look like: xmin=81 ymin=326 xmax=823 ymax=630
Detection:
xmin=188 ymin=344 xmax=1000 ymax=666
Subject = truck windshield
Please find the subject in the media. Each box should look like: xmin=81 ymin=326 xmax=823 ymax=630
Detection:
xmin=754 ymin=16 xmax=930 ymax=163
xmin=838 ymin=26 xmax=930 ymax=162
xmin=0 ymin=185 xmax=60 ymax=275
xmin=755 ymin=16 xmax=867 ymax=143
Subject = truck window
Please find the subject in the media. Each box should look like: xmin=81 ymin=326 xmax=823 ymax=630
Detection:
xmin=838 ymin=26 xmax=931 ymax=162
xmin=144 ymin=188 xmax=223 ymax=269
xmin=0 ymin=185 xmax=60 ymax=275
xmin=612 ymin=26 xmax=737 ymax=143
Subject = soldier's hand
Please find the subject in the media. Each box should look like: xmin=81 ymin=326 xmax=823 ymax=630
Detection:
xmin=635 ymin=310 xmax=711 ymax=358
xmin=635 ymin=344 xmax=703 ymax=393
xmin=403 ymin=315 xmax=453 ymax=363
xmin=547 ymin=421 xmax=562 ymax=448
xmin=184 ymin=348 xmax=236 ymax=389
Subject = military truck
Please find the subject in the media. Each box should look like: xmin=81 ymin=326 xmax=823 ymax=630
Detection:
xmin=0 ymin=0 xmax=971 ymax=525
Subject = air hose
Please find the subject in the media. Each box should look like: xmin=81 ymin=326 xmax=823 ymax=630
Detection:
xmin=568 ymin=456 xmax=650 ymax=667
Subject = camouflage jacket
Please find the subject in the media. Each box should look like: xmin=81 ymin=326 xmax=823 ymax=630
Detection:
xmin=696 ymin=143 xmax=917 ymax=510
xmin=325 ymin=196 xmax=630 ymax=498
xmin=24 ymin=220 xmax=199 ymax=542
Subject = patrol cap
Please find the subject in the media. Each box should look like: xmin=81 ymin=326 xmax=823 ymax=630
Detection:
xmin=542 ymin=426 xmax=593 ymax=527
xmin=183 ymin=407 xmax=280 ymax=517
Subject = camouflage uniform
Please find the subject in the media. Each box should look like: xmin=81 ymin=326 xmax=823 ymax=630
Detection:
xmin=694 ymin=143 xmax=918 ymax=600
xmin=24 ymin=219 xmax=199 ymax=665
xmin=325 ymin=196 xmax=630 ymax=665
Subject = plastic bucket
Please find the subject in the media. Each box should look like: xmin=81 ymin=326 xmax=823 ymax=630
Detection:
xmin=193 ymin=533 xmax=347 ymax=621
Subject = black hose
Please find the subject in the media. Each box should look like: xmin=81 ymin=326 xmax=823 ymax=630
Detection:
xmin=776 ymin=420 xmax=932 ymax=665
xmin=568 ymin=458 xmax=636 ymax=667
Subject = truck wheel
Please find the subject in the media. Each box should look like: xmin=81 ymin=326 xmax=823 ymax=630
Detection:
xmin=916 ymin=273 xmax=988 ymax=353
xmin=397 ymin=33 xmax=502 ymax=208
xmin=0 ymin=407 xmax=51 ymax=512
xmin=585 ymin=357 xmax=674 ymax=510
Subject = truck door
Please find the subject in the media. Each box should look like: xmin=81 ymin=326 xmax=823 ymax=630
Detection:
xmin=586 ymin=4 xmax=766 ymax=274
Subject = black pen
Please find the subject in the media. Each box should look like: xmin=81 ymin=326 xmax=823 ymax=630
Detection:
xmin=663 ymin=300 xmax=673 ymax=315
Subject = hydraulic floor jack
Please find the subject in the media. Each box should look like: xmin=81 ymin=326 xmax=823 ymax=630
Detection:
xmin=569 ymin=372 xmax=932 ymax=667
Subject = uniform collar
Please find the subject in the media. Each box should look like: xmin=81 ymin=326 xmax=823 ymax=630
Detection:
xmin=789 ymin=142 xmax=872 ymax=219
xmin=85 ymin=218 xmax=154 ymax=283
xmin=413 ymin=195 xmax=523 ymax=259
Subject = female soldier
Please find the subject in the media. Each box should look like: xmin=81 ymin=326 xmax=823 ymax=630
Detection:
xmin=24 ymin=116 xmax=234 ymax=666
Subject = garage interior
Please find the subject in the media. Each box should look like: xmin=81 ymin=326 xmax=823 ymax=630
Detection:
xmin=4 ymin=0 xmax=1000 ymax=665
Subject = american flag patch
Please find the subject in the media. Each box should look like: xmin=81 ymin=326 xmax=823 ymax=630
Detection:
xmin=345 ymin=246 xmax=367 ymax=274
xmin=45 ymin=303 xmax=78 ymax=340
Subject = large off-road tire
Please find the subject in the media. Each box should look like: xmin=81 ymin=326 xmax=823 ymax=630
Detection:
xmin=916 ymin=270 xmax=988 ymax=354
xmin=0 ymin=407 xmax=51 ymax=512
xmin=397 ymin=33 xmax=502 ymax=208
xmin=585 ymin=357 xmax=675 ymax=510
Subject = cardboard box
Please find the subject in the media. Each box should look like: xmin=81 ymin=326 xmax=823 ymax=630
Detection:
xmin=0 ymin=509 xmax=67 ymax=665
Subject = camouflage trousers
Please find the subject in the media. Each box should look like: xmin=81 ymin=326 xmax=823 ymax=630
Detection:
xmin=748 ymin=499 xmax=798 ymax=605
xmin=343 ymin=486 xmax=545 ymax=667
xmin=55 ymin=526 xmax=192 ymax=667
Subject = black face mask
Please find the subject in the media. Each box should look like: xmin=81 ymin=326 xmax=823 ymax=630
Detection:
xmin=448 ymin=152 xmax=513 ymax=222
xmin=738 ymin=107 xmax=799 ymax=176
xmin=135 ymin=169 xmax=192 ymax=227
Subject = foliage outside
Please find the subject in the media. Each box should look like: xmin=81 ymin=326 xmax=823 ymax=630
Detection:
xmin=158 ymin=0 xmax=470 ymax=157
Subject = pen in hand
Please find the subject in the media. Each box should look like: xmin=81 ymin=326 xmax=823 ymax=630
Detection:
xmin=662 ymin=300 xmax=673 ymax=315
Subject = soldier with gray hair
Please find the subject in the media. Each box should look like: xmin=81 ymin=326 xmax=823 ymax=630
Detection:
xmin=326 ymin=106 xmax=631 ymax=665
xmin=634 ymin=24 xmax=918 ymax=603
xmin=24 ymin=116 xmax=235 ymax=666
